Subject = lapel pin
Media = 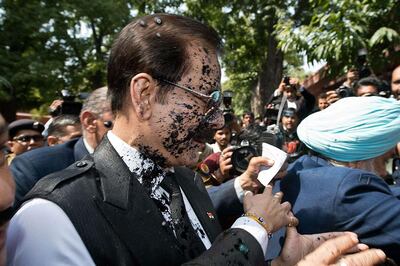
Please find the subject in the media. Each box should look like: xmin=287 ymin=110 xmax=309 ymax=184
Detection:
xmin=207 ymin=212 xmax=215 ymax=219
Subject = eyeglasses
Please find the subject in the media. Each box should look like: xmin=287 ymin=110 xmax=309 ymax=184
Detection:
xmin=103 ymin=121 xmax=113 ymax=129
xmin=158 ymin=79 xmax=222 ymax=118
xmin=13 ymin=135 xmax=44 ymax=143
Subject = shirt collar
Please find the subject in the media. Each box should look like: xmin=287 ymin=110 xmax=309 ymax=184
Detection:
xmin=82 ymin=137 xmax=94 ymax=154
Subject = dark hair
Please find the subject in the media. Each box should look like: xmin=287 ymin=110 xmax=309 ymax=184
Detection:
xmin=47 ymin=115 xmax=81 ymax=138
xmin=242 ymin=111 xmax=254 ymax=119
xmin=318 ymin=92 xmax=328 ymax=99
xmin=107 ymin=13 xmax=222 ymax=113
xmin=354 ymin=76 xmax=381 ymax=93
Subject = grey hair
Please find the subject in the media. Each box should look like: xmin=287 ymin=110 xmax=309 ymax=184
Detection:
xmin=80 ymin=87 xmax=111 ymax=117
xmin=329 ymin=158 xmax=378 ymax=175
xmin=47 ymin=115 xmax=81 ymax=138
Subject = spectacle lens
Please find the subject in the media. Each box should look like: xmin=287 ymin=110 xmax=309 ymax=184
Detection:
xmin=209 ymin=91 xmax=222 ymax=108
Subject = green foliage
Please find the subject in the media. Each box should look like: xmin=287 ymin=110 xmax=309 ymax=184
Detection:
xmin=276 ymin=0 xmax=400 ymax=77
xmin=185 ymin=0 xmax=301 ymax=113
xmin=370 ymin=27 xmax=399 ymax=46
xmin=2 ymin=0 xmax=396 ymax=115
xmin=0 ymin=0 xmax=188 ymax=113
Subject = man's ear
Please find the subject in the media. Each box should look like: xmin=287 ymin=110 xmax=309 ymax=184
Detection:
xmin=47 ymin=136 xmax=59 ymax=146
xmin=81 ymin=111 xmax=98 ymax=133
xmin=129 ymin=73 xmax=156 ymax=121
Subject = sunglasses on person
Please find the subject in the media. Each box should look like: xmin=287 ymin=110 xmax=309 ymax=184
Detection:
xmin=157 ymin=78 xmax=222 ymax=119
xmin=13 ymin=135 xmax=44 ymax=143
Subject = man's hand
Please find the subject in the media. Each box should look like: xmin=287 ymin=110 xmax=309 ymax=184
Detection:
xmin=272 ymin=227 xmax=370 ymax=266
xmin=236 ymin=156 xmax=272 ymax=193
xmin=219 ymin=147 xmax=234 ymax=178
xmin=243 ymin=185 xmax=297 ymax=233
xmin=346 ymin=69 xmax=359 ymax=83
xmin=326 ymin=90 xmax=340 ymax=105
xmin=274 ymin=227 xmax=386 ymax=266
xmin=298 ymin=233 xmax=386 ymax=266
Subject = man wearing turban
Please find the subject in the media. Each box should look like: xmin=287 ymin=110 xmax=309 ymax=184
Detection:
xmin=267 ymin=96 xmax=400 ymax=264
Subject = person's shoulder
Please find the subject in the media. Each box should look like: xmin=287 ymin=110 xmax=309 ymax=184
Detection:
xmin=338 ymin=167 xmax=390 ymax=189
xmin=7 ymin=198 xmax=96 ymax=266
xmin=287 ymin=155 xmax=360 ymax=184
xmin=25 ymin=156 xmax=95 ymax=199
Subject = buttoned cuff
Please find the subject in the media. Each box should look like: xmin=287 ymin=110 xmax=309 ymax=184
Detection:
xmin=231 ymin=217 xmax=269 ymax=258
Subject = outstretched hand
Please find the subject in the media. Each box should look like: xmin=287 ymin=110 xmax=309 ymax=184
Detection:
xmin=272 ymin=227 xmax=386 ymax=266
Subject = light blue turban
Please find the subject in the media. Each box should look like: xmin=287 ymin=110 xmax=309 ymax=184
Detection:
xmin=297 ymin=96 xmax=400 ymax=162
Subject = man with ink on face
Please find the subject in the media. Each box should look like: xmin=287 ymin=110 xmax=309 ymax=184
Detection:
xmin=7 ymin=14 xmax=300 ymax=265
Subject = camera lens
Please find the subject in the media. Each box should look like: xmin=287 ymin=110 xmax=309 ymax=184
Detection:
xmin=231 ymin=146 xmax=258 ymax=173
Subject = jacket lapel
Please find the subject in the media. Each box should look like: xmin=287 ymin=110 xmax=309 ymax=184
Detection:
xmin=92 ymin=137 xmax=184 ymax=265
xmin=174 ymin=167 xmax=222 ymax=242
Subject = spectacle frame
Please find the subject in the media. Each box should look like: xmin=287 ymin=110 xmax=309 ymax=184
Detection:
xmin=158 ymin=78 xmax=222 ymax=118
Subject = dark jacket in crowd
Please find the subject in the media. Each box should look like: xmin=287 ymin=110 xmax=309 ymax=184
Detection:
xmin=11 ymin=137 xmax=89 ymax=207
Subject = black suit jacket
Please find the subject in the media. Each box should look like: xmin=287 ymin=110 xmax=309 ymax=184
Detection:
xmin=11 ymin=137 xmax=89 ymax=207
xmin=26 ymin=137 xmax=264 ymax=265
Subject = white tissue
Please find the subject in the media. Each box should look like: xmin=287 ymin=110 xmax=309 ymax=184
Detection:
xmin=257 ymin=143 xmax=287 ymax=186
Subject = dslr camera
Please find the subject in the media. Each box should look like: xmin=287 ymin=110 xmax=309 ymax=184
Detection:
xmin=335 ymin=85 xmax=351 ymax=98
xmin=222 ymin=90 xmax=235 ymax=124
xmin=231 ymin=126 xmax=282 ymax=174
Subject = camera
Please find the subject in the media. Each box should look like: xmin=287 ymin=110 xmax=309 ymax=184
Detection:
xmin=283 ymin=76 xmax=290 ymax=86
xmin=335 ymin=85 xmax=351 ymax=98
xmin=222 ymin=90 xmax=235 ymax=124
xmin=49 ymin=90 xmax=83 ymax=117
xmin=357 ymin=48 xmax=372 ymax=80
xmin=231 ymin=126 xmax=282 ymax=174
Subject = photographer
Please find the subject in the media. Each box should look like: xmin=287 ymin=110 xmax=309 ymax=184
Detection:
xmin=269 ymin=76 xmax=315 ymax=122
xmin=276 ymin=108 xmax=307 ymax=162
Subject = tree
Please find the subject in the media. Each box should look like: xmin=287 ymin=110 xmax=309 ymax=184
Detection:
xmin=0 ymin=0 xmax=136 ymax=111
xmin=0 ymin=0 xmax=188 ymax=113
xmin=184 ymin=1 xmax=305 ymax=116
xmin=276 ymin=0 xmax=400 ymax=77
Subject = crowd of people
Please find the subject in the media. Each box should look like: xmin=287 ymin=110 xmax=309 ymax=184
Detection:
xmin=0 ymin=13 xmax=399 ymax=266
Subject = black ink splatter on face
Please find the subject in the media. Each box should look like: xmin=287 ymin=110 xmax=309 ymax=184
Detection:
xmin=161 ymin=108 xmax=204 ymax=159
xmin=147 ymin=43 xmax=222 ymax=166
xmin=202 ymin=65 xmax=211 ymax=76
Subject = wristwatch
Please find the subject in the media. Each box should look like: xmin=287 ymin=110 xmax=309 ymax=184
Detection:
xmin=0 ymin=206 xmax=14 ymax=226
